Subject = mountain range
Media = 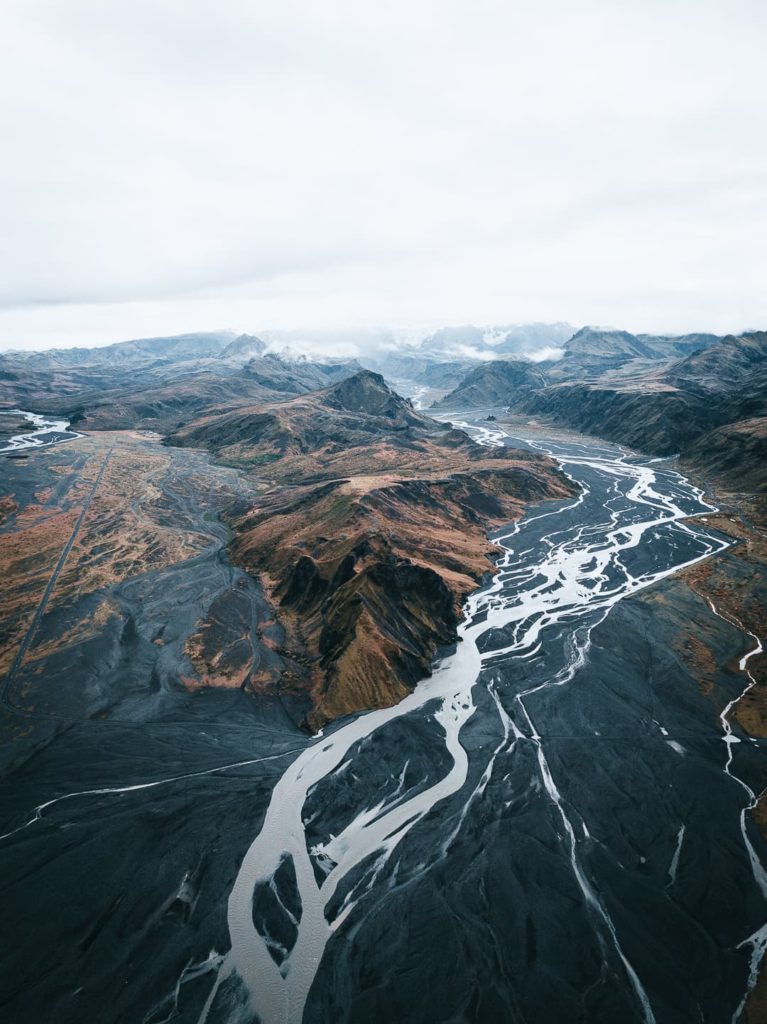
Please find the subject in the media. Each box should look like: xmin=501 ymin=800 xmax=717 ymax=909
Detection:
xmin=0 ymin=333 xmax=361 ymax=433
xmin=430 ymin=327 xmax=767 ymax=516
xmin=3 ymin=320 xmax=764 ymax=514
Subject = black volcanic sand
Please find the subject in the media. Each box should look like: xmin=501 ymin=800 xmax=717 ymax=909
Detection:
xmin=1 ymin=427 xmax=766 ymax=1024
xmin=0 ymin=435 xmax=313 ymax=1023
xmin=299 ymin=434 xmax=767 ymax=1024
xmin=307 ymin=585 xmax=762 ymax=1024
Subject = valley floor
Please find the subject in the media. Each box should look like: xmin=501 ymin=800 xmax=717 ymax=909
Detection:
xmin=0 ymin=421 xmax=765 ymax=1022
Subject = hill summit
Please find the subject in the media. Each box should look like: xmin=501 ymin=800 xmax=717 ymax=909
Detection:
xmin=321 ymin=368 xmax=417 ymax=420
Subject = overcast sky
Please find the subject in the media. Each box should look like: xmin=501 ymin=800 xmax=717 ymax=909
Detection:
xmin=1 ymin=0 xmax=766 ymax=350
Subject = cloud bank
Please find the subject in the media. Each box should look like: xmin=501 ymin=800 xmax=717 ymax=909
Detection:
xmin=1 ymin=0 xmax=766 ymax=349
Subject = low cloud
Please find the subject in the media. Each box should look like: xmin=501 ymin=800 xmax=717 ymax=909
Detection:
xmin=524 ymin=346 xmax=565 ymax=363
xmin=1 ymin=1 xmax=766 ymax=349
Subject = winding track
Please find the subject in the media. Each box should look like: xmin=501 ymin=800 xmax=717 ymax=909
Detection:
xmin=196 ymin=426 xmax=765 ymax=1024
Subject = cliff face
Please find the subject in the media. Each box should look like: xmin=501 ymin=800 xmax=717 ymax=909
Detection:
xmin=510 ymin=331 xmax=767 ymax=472
xmin=516 ymin=381 xmax=714 ymax=455
xmin=424 ymin=331 xmax=766 ymax=528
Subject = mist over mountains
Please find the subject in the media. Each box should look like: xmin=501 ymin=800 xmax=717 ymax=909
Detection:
xmin=1 ymin=321 xmax=575 ymax=364
xmin=3 ymin=319 xmax=764 ymax=511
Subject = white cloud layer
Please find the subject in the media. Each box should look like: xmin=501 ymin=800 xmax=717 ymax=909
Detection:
xmin=1 ymin=0 xmax=766 ymax=350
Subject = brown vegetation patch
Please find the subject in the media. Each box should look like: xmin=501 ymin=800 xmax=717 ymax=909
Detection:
xmin=0 ymin=435 xmax=211 ymax=678
xmin=51 ymin=447 xmax=207 ymax=606
xmin=230 ymin=458 xmax=574 ymax=730
xmin=0 ymin=508 xmax=80 ymax=673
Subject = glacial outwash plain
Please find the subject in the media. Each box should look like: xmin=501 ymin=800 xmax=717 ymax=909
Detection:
xmin=1 ymin=325 xmax=766 ymax=1024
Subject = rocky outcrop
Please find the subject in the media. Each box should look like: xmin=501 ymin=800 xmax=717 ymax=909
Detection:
xmin=0 ymin=335 xmax=361 ymax=433
xmin=4 ymin=331 xmax=237 ymax=369
xmin=218 ymin=333 xmax=267 ymax=361
xmin=320 ymin=369 xmax=421 ymax=419
xmin=425 ymin=328 xmax=725 ymax=418
xmin=515 ymin=381 xmax=715 ymax=455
